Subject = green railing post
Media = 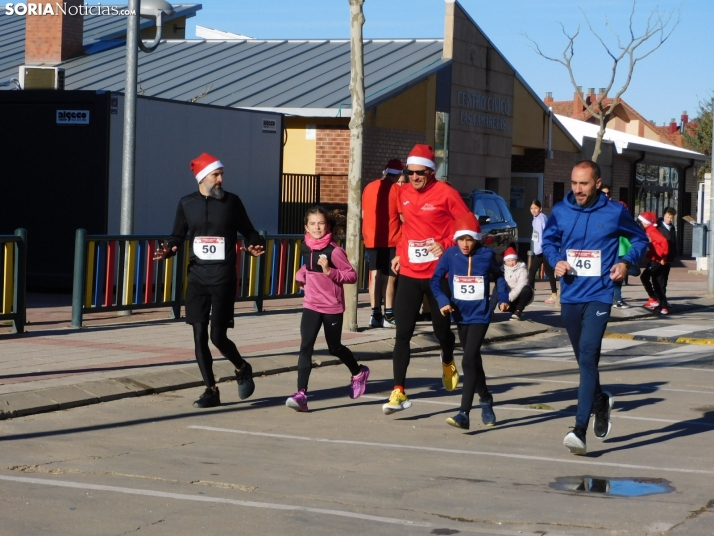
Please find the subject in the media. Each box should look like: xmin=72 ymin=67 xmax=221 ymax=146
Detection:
xmin=12 ymin=228 xmax=27 ymax=334
xmin=254 ymin=230 xmax=268 ymax=312
xmin=170 ymin=245 xmax=184 ymax=320
xmin=71 ymin=229 xmax=87 ymax=328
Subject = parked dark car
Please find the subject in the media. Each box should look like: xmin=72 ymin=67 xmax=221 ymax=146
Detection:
xmin=460 ymin=189 xmax=518 ymax=259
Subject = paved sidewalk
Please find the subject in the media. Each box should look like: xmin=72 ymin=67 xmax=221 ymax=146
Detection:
xmin=0 ymin=260 xmax=710 ymax=420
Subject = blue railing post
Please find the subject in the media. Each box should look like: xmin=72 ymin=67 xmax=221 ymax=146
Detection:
xmin=71 ymin=229 xmax=87 ymax=328
xmin=12 ymin=228 xmax=27 ymax=334
xmin=170 ymin=245 xmax=184 ymax=320
xmin=254 ymin=230 xmax=268 ymax=312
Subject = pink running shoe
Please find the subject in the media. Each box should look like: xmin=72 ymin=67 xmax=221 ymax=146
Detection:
xmin=349 ymin=365 xmax=370 ymax=399
xmin=286 ymin=390 xmax=308 ymax=412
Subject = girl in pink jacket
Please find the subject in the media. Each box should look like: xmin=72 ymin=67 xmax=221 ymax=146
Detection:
xmin=286 ymin=206 xmax=370 ymax=411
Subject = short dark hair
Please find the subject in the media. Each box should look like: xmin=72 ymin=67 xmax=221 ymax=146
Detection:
xmin=600 ymin=184 xmax=611 ymax=191
xmin=531 ymin=199 xmax=542 ymax=208
xmin=573 ymin=160 xmax=601 ymax=181
xmin=664 ymin=207 xmax=677 ymax=216
xmin=304 ymin=205 xmax=334 ymax=229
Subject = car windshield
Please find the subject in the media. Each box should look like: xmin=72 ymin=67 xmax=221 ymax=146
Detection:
xmin=482 ymin=198 xmax=504 ymax=223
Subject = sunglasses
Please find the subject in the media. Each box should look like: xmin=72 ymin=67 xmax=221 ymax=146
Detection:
xmin=405 ymin=169 xmax=430 ymax=177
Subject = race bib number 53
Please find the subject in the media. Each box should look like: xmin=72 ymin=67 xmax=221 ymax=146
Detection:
xmin=408 ymin=238 xmax=438 ymax=263
xmin=193 ymin=237 xmax=225 ymax=260
xmin=566 ymin=249 xmax=601 ymax=277
xmin=453 ymin=275 xmax=484 ymax=301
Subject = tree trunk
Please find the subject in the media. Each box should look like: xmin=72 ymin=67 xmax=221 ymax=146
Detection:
xmin=345 ymin=0 xmax=365 ymax=331
xmin=590 ymin=116 xmax=607 ymax=164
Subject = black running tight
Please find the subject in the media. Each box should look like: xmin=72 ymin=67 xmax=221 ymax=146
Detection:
xmin=457 ymin=323 xmax=490 ymax=413
xmin=297 ymin=308 xmax=361 ymax=391
xmin=192 ymin=322 xmax=246 ymax=388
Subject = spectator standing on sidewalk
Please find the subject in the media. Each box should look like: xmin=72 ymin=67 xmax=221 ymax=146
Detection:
xmin=362 ymin=159 xmax=403 ymax=328
xmin=638 ymin=211 xmax=670 ymax=314
xmin=542 ymin=160 xmax=647 ymax=455
xmin=154 ymin=153 xmax=265 ymax=409
xmin=656 ymin=207 xmax=677 ymax=308
xmin=528 ymin=199 xmax=558 ymax=304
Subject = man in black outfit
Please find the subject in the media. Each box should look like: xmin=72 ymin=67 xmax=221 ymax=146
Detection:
xmin=656 ymin=207 xmax=677 ymax=308
xmin=154 ymin=153 xmax=265 ymax=408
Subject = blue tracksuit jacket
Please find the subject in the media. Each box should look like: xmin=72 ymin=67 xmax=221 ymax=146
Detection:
xmin=542 ymin=192 xmax=648 ymax=304
xmin=430 ymin=245 xmax=509 ymax=324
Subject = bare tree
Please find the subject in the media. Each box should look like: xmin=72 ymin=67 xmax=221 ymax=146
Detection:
xmin=524 ymin=1 xmax=679 ymax=163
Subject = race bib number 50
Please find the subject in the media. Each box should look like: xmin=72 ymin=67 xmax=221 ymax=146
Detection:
xmin=193 ymin=237 xmax=225 ymax=260
xmin=566 ymin=249 xmax=601 ymax=277
xmin=453 ymin=275 xmax=484 ymax=301
xmin=408 ymin=238 xmax=438 ymax=263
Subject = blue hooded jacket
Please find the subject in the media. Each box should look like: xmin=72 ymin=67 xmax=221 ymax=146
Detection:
xmin=542 ymin=191 xmax=648 ymax=304
xmin=430 ymin=244 xmax=509 ymax=325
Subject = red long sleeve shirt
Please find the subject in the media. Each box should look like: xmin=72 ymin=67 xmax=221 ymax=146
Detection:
xmin=645 ymin=225 xmax=669 ymax=263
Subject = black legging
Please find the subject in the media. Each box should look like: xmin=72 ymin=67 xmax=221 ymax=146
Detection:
xmin=528 ymin=254 xmax=557 ymax=292
xmin=192 ymin=322 xmax=246 ymax=388
xmin=507 ymin=286 xmax=534 ymax=313
xmin=393 ymin=275 xmax=455 ymax=388
xmin=457 ymin=323 xmax=490 ymax=413
xmin=298 ymin=308 xmax=361 ymax=391
xmin=640 ymin=261 xmax=666 ymax=303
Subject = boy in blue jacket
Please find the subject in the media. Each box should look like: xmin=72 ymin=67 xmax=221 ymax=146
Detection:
xmin=542 ymin=160 xmax=648 ymax=455
xmin=431 ymin=212 xmax=509 ymax=430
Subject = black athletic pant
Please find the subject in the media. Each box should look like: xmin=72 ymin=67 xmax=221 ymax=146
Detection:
xmin=192 ymin=322 xmax=246 ymax=388
xmin=457 ymin=323 xmax=490 ymax=413
xmin=528 ymin=254 xmax=557 ymax=293
xmin=507 ymin=286 xmax=534 ymax=313
xmin=640 ymin=261 xmax=666 ymax=304
xmin=393 ymin=275 xmax=455 ymax=388
xmin=298 ymin=308 xmax=361 ymax=391
xmin=656 ymin=263 xmax=671 ymax=303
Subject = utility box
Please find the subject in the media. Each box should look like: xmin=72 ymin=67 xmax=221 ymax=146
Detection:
xmin=692 ymin=224 xmax=708 ymax=258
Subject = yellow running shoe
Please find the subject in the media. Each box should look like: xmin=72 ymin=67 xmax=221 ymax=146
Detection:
xmin=442 ymin=361 xmax=459 ymax=391
xmin=382 ymin=389 xmax=412 ymax=415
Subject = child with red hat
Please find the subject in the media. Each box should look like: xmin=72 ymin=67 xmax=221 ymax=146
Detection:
xmin=430 ymin=212 xmax=509 ymax=430
xmin=498 ymin=247 xmax=534 ymax=321
xmin=638 ymin=211 xmax=669 ymax=313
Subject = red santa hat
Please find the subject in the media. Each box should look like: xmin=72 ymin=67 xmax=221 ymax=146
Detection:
xmin=503 ymin=247 xmax=518 ymax=261
xmin=452 ymin=212 xmax=481 ymax=241
xmin=190 ymin=153 xmax=224 ymax=183
xmin=406 ymin=144 xmax=435 ymax=169
xmin=384 ymin=159 xmax=404 ymax=176
xmin=638 ymin=211 xmax=657 ymax=226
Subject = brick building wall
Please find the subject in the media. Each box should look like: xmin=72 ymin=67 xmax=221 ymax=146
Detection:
xmin=315 ymin=126 xmax=350 ymax=203
xmin=611 ymin=155 xmax=632 ymax=205
xmin=511 ymin=149 xmax=545 ymax=174
xmin=362 ymin=126 xmax=426 ymax=183
xmin=542 ymin=150 xmax=581 ymax=215
xmin=25 ymin=0 xmax=84 ymax=63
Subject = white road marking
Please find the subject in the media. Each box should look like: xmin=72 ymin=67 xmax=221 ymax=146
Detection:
xmin=491 ymin=375 xmax=714 ymax=396
xmin=510 ymin=338 xmax=646 ymax=361
xmin=630 ymin=324 xmax=705 ymax=337
xmin=189 ymin=426 xmax=714 ymax=476
xmin=617 ymin=344 xmax=714 ymax=366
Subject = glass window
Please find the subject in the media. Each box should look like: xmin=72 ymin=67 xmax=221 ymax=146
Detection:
xmin=473 ymin=198 xmax=487 ymax=218
xmin=494 ymin=197 xmax=513 ymax=223
xmin=434 ymin=112 xmax=450 ymax=179
xmin=482 ymin=198 xmax=504 ymax=223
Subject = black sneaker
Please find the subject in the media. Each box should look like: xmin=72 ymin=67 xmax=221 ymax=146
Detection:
xmin=236 ymin=362 xmax=255 ymax=400
xmin=593 ymin=391 xmax=614 ymax=439
xmin=193 ymin=387 xmax=220 ymax=408
xmin=479 ymin=395 xmax=496 ymax=426
xmin=446 ymin=412 xmax=470 ymax=430
xmin=614 ymin=300 xmax=629 ymax=309
xmin=563 ymin=426 xmax=587 ymax=455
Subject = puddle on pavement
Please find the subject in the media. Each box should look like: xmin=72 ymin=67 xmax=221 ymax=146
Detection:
xmin=550 ymin=476 xmax=674 ymax=497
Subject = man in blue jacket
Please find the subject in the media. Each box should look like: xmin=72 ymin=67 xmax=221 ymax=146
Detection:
xmin=542 ymin=160 xmax=648 ymax=455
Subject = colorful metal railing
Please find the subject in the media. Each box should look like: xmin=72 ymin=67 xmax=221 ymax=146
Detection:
xmin=0 ymin=229 xmax=27 ymax=334
xmin=72 ymin=230 xmax=369 ymax=327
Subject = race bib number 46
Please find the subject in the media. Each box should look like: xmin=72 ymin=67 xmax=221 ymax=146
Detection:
xmin=193 ymin=237 xmax=225 ymax=260
xmin=566 ymin=249 xmax=601 ymax=277
xmin=453 ymin=275 xmax=484 ymax=301
xmin=408 ymin=238 xmax=438 ymax=263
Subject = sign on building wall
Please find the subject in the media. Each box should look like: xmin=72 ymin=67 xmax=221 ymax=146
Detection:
xmin=456 ymin=90 xmax=510 ymax=131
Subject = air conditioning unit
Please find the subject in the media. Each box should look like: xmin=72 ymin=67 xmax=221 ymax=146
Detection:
xmin=19 ymin=66 xmax=65 ymax=90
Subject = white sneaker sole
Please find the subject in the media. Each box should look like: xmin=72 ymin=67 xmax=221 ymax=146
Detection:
xmin=382 ymin=400 xmax=412 ymax=415
xmin=563 ymin=433 xmax=587 ymax=455
xmin=593 ymin=392 xmax=614 ymax=440
xmin=286 ymin=399 xmax=308 ymax=412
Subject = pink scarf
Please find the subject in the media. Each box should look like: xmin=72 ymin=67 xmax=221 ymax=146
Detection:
xmin=304 ymin=232 xmax=333 ymax=251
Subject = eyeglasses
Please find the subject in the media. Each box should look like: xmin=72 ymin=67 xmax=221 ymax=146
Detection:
xmin=405 ymin=169 xmax=430 ymax=177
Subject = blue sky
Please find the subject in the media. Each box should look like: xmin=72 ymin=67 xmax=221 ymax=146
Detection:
xmin=181 ymin=0 xmax=713 ymax=127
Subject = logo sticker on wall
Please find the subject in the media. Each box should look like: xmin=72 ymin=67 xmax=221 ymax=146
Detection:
xmin=262 ymin=118 xmax=277 ymax=134
xmin=56 ymin=110 xmax=90 ymax=125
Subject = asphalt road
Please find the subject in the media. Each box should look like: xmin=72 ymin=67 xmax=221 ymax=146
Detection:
xmin=1 ymin=328 xmax=714 ymax=536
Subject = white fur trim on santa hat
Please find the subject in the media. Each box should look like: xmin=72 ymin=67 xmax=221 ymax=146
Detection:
xmin=195 ymin=159 xmax=224 ymax=183
xmin=637 ymin=214 xmax=654 ymax=225
xmin=503 ymin=252 xmax=518 ymax=260
xmin=385 ymin=168 xmax=403 ymax=175
xmin=406 ymin=156 xmax=435 ymax=169
xmin=453 ymin=230 xmax=482 ymax=241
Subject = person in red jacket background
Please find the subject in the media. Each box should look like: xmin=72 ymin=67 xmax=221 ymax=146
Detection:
xmin=638 ymin=211 xmax=669 ymax=314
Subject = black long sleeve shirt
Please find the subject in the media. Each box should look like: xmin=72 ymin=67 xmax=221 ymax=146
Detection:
xmin=166 ymin=191 xmax=264 ymax=285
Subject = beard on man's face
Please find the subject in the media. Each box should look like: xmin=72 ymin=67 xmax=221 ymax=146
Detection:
xmin=209 ymin=183 xmax=225 ymax=199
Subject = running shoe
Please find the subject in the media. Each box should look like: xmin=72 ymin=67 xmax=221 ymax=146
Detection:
xmin=235 ymin=361 xmax=255 ymax=400
xmin=286 ymin=390 xmax=308 ymax=412
xmin=509 ymin=311 xmax=522 ymax=321
xmin=660 ymin=307 xmax=669 ymax=315
xmin=442 ymin=361 xmax=459 ymax=391
xmin=193 ymin=387 xmax=220 ymax=408
xmin=544 ymin=295 xmax=557 ymax=305
xmin=369 ymin=315 xmax=383 ymax=328
xmin=446 ymin=412 xmax=470 ymax=430
xmin=479 ymin=395 xmax=496 ymax=426
xmin=614 ymin=300 xmax=629 ymax=309
xmin=382 ymin=389 xmax=412 ymax=415
xmin=382 ymin=316 xmax=397 ymax=329
xmin=563 ymin=426 xmax=587 ymax=455
xmin=593 ymin=391 xmax=614 ymax=439
xmin=643 ymin=298 xmax=659 ymax=309
xmin=349 ymin=365 xmax=370 ymax=399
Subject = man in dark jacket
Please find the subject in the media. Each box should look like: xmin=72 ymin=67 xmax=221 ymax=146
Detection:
xmin=656 ymin=207 xmax=677 ymax=308
xmin=154 ymin=153 xmax=265 ymax=408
